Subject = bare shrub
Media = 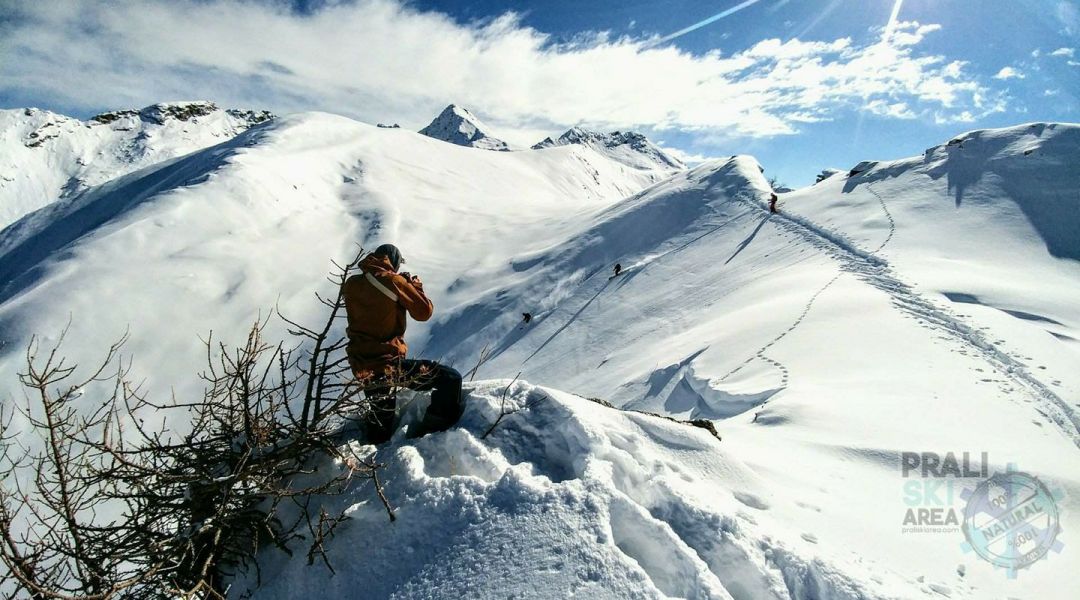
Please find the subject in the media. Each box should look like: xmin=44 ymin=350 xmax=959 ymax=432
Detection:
xmin=0 ymin=251 xmax=395 ymax=599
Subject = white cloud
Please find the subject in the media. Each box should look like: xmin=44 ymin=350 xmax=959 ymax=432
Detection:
xmin=655 ymin=145 xmax=720 ymax=165
xmin=993 ymin=66 xmax=1024 ymax=80
xmin=1050 ymin=47 xmax=1075 ymax=57
xmin=934 ymin=110 xmax=976 ymax=125
xmin=1055 ymin=1 xmax=1079 ymax=36
xmin=0 ymin=1 xmax=1002 ymax=139
xmin=864 ymin=99 xmax=916 ymax=119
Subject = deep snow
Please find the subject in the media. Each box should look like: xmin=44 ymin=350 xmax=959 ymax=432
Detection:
xmin=0 ymin=110 xmax=1078 ymax=598
xmin=242 ymin=381 xmax=927 ymax=599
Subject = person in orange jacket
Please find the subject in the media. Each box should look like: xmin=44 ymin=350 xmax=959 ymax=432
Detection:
xmin=342 ymin=244 xmax=462 ymax=443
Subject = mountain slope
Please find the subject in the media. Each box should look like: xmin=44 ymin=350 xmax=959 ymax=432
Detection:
xmin=0 ymin=101 xmax=273 ymax=229
xmin=419 ymin=104 xmax=511 ymax=151
xmin=0 ymin=111 xmax=663 ymax=408
xmin=534 ymin=127 xmax=686 ymax=172
xmin=779 ymin=122 xmax=1080 ymax=413
xmin=436 ymin=124 xmax=1080 ymax=436
xmin=1 ymin=115 xmax=1078 ymax=598
xmin=413 ymin=124 xmax=1080 ymax=598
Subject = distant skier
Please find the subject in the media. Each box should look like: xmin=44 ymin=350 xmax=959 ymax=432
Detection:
xmin=613 ymin=263 xmax=623 ymax=277
xmin=768 ymin=193 xmax=778 ymax=214
xmin=342 ymin=244 xmax=463 ymax=443
xmin=522 ymin=312 xmax=533 ymax=324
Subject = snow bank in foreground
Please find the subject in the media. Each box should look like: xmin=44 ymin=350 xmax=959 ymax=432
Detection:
xmin=242 ymin=381 xmax=927 ymax=600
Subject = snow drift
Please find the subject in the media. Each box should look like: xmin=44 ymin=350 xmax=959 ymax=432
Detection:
xmin=241 ymin=381 xmax=925 ymax=599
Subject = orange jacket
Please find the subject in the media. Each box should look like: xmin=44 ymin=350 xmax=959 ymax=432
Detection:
xmin=342 ymin=253 xmax=434 ymax=378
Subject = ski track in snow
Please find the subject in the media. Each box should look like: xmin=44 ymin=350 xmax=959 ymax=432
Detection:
xmin=717 ymin=182 xmax=894 ymax=393
xmin=719 ymin=271 xmax=843 ymax=387
xmin=728 ymin=181 xmax=1080 ymax=446
xmin=865 ymin=182 xmax=896 ymax=254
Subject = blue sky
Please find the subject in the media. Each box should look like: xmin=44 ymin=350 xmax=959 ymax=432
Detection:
xmin=2 ymin=0 xmax=1078 ymax=185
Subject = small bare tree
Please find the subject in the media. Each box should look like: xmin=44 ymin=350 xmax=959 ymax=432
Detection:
xmin=0 ymin=250 xmax=397 ymax=599
xmin=0 ymin=333 xmax=141 ymax=600
xmin=481 ymin=374 xmax=548 ymax=440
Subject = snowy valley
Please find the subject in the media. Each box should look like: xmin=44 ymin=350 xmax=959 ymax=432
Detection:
xmin=0 ymin=103 xmax=1078 ymax=599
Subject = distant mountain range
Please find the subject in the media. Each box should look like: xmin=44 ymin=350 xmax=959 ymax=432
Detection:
xmin=0 ymin=101 xmax=273 ymax=228
xmin=533 ymin=127 xmax=685 ymax=171
xmin=417 ymin=104 xmax=685 ymax=173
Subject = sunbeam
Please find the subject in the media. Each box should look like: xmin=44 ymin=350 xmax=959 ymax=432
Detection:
xmin=793 ymin=0 xmax=845 ymax=39
xmin=644 ymin=0 xmax=767 ymax=48
xmin=881 ymin=0 xmax=905 ymax=45
xmin=855 ymin=0 xmax=907 ymax=149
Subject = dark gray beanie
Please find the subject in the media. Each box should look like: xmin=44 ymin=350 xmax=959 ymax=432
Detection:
xmin=373 ymin=243 xmax=403 ymax=271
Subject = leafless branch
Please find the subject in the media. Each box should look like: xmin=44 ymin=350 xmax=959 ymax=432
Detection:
xmin=0 ymin=249 xmax=403 ymax=599
xmin=482 ymin=373 xmax=536 ymax=439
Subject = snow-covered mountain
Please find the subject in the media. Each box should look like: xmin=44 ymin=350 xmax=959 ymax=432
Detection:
xmin=1 ymin=113 xmax=1078 ymax=598
xmin=0 ymin=111 xmax=661 ymax=406
xmin=0 ymin=101 xmax=273 ymax=229
xmin=533 ymin=127 xmax=686 ymax=172
xmin=418 ymin=104 xmax=511 ymax=151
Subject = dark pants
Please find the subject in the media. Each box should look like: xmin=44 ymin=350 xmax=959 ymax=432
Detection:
xmin=364 ymin=359 xmax=463 ymax=443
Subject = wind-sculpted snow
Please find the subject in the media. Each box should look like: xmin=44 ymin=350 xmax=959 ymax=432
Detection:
xmin=931 ymin=123 xmax=1080 ymax=260
xmin=241 ymin=381 xmax=923 ymax=599
xmin=412 ymin=124 xmax=1080 ymax=598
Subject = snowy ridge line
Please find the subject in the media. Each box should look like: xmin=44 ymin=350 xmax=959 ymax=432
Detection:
xmin=585 ymin=395 xmax=722 ymax=440
xmin=734 ymin=187 xmax=1080 ymax=445
xmin=761 ymin=190 xmax=888 ymax=268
